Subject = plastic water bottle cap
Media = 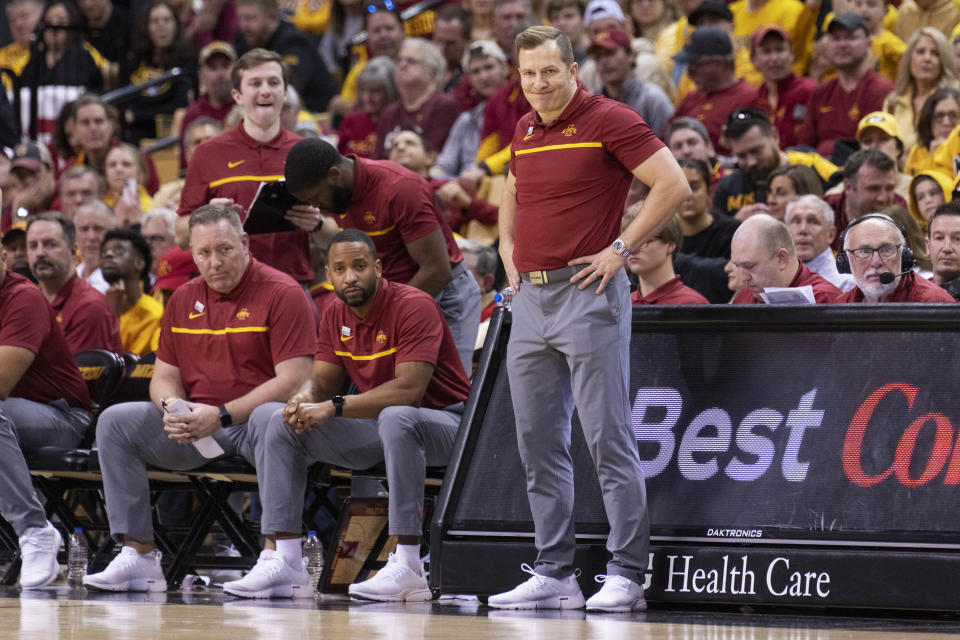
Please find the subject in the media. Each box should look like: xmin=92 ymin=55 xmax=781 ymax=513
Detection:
xmin=307 ymin=530 xmax=317 ymax=535
xmin=494 ymin=293 xmax=504 ymax=302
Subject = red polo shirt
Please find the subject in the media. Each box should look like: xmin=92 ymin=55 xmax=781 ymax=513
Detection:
xmin=478 ymin=78 xmax=530 ymax=161
xmin=510 ymin=89 xmax=663 ymax=272
xmin=732 ymin=262 xmax=841 ymax=303
xmin=337 ymin=109 xmax=379 ymax=158
xmin=179 ymin=124 xmax=313 ymax=283
xmin=759 ymin=74 xmax=817 ymax=150
xmin=50 ymin=274 xmax=123 ymax=355
xmin=835 ymin=271 xmax=956 ymax=302
xmin=157 ymin=258 xmax=316 ymax=407
xmin=338 ymin=158 xmax=463 ymax=283
xmin=315 ymin=278 xmax=469 ymax=409
xmin=797 ymin=70 xmax=893 ymax=158
xmin=0 ymin=272 xmax=91 ymax=410
xmin=310 ymin=280 xmax=338 ymax=317
xmin=673 ymin=79 xmax=767 ymax=154
xmin=631 ymin=276 xmax=709 ymax=305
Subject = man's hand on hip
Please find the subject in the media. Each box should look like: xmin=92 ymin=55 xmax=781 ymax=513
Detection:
xmin=569 ymin=247 xmax=626 ymax=294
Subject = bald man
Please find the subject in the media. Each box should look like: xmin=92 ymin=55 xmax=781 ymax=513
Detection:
xmin=729 ymin=214 xmax=841 ymax=304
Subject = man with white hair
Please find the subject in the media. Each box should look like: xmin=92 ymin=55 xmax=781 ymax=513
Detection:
xmin=785 ymin=195 xmax=856 ymax=292
xmin=373 ymin=38 xmax=462 ymax=159
xmin=834 ymin=214 xmax=954 ymax=302
xmin=74 ymin=201 xmax=118 ymax=294
xmin=729 ymin=213 xmax=841 ymax=303
xmin=139 ymin=209 xmax=177 ymax=278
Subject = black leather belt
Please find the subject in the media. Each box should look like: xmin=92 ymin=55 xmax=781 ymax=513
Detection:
xmin=520 ymin=265 xmax=586 ymax=285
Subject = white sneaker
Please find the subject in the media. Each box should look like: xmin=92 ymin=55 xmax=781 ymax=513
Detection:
xmin=222 ymin=549 xmax=310 ymax=599
xmin=348 ymin=552 xmax=432 ymax=602
xmin=83 ymin=546 xmax=167 ymax=592
xmin=19 ymin=524 xmax=62 ymax=589
xmin=487 ymin=564 xmax=584 ymax=610
xmin=584 ymin=575 xmax=647 ymax=612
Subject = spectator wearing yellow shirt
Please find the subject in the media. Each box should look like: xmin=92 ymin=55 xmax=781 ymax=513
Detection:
xmin=883 ymin=27 xmax=958 ymax=152
xmin=728 ymin=0 xmax=804 ymax=86
xmin=0 ymin=0 xmax=43 ymax=80
xmin=100 ymin=229 xmax=163 ymax=356
xmin=851 ymin=0 xmax=904 ymax=82
xmin=920 ymin=88 xmax=960 ymax=176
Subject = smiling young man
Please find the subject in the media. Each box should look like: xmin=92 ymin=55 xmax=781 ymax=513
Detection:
xmin=179 ymin=48 xmax=324 ymax=286
xmin=490 ymin=25 xmax=690 ymax=613
xmin=227 ymin=229 xmax=471 ymax=600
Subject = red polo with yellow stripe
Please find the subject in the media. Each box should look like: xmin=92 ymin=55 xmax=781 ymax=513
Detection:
xmin=337 ymin=157 xmax=463 ymax=283
xmin=510 ymin=88 xmax=664 ymax=273
xmin=315 ymin=278 xmax=469 ymax=409
xmin=178 ymin=125 xmax=313 ymax=282
xmin=157 ymin=258 xmax=317 ymax=407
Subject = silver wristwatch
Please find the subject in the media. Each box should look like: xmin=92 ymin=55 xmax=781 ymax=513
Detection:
xmin=611 ymin=238 xmax=631 ymax=257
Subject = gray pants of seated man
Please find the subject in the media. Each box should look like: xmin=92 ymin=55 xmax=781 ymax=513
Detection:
xmin=248 ymin=402 xmax=463 ymax=537
xmin=0 ymin=398 xmax=90 ymax=535
xmin=96 ymin=402 xmax=263 ymax=542
xmin=436 ymin=262 xmax=482 ymax=375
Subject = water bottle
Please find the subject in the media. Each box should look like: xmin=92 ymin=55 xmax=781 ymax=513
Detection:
xmin=494 ymin=286 xmax=514 ymax=309
xmin=302 ymin=530 xmax=324 ymax=591
xmin=67 ymin=527 xmax=88 ymax=588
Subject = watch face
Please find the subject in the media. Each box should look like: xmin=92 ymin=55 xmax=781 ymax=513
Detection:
xmin=613 ymin=239 xmax=626 ymax=255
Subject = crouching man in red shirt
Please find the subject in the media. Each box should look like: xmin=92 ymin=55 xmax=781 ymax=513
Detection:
xmin=225 ymin=229 xmax=471 ymax=600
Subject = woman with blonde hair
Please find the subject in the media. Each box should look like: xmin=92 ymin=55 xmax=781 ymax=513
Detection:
xmin=883 ymin=27 xmax=958 ymax=151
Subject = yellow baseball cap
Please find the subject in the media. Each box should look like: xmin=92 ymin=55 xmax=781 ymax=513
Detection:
xmin=856 ymin=111 xmax=901 ymax=145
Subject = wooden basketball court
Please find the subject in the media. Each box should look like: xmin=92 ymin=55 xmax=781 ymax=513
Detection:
xmin=5 ymin=586 xmax=960 ymax=639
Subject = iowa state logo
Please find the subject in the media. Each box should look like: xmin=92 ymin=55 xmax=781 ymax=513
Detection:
xmin=236 ymin=308 xmax=251 ymax=320
xmin=562 ymin=125 xmax=577 ymax=137
xmin=376 ymin=330 xmax=387 ymax=344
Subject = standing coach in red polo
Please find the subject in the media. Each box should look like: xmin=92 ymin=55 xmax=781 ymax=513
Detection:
xmin=488 ymin=26 xmax=691 ymax=613
xmin=178 ymin=48 xmax=325 ymax=286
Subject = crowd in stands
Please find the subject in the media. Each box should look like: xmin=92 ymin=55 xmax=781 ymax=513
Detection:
xmin=4 ymin=0 xmax=960 ymax=598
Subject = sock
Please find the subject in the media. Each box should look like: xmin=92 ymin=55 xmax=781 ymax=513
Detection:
xmin=394 ymin=543 xmax=421 ymax=573
xmin=275 ymin=538 xmax=302 ymax=568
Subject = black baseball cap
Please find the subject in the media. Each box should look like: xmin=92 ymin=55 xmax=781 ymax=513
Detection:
xmin=688 ymin=0 xmax=733 ymax=26
xmin=827 ymin=12 xmax=869 ymax=36
xmin=673 ymin=26 xmax=733 ymax=64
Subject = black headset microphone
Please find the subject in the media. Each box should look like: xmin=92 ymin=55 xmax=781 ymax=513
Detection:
xmin=835 ymin=214 xmax=916 ymax=286
xmin=878 ymin=270 xmax=911 ymax=285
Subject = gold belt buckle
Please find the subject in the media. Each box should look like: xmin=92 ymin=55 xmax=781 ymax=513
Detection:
xmin=529 ymin=270 xmax=547 ymax=285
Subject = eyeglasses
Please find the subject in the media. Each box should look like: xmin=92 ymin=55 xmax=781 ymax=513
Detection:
xmin=367 ymin=0 xmax=395 ymax=13
xmin=933 ymin=111 xmax=960 ymax=122
xmin=846 ymin=243 xmax=902 ymax=262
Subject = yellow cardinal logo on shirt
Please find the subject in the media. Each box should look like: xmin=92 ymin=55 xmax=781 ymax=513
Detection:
xmin=363 ymin=211 xmax=376 ymax=225
xmin=236 ymin=308 xmax=251 ymax=320
xmin=376 ymin=330 xmax=387 ymax=344
xmin=562 ymin=125 xmax=577 ymax=137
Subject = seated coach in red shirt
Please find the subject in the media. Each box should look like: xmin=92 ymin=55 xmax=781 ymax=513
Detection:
xmin=25 ymin=212 xmax=123 ymax=355
xmin=835 ymin=213 xmax=955 ymax=303
xmin=224 ymin=229 xmax=470 ymax=601
xmin=0 ymin=242 xmax=92 ymax=589
xmin=628 ymin=214 xmax=708 ymax=305
xmin=285 ymin=138 xmax=482 ymax=375
xmin=83 ymin=204 xmax=316 ymax=593
xmin=729 ymin=214 xmax=841 ymax=303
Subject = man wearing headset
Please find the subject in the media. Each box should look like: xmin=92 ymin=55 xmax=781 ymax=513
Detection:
xmin=834 ymin=213 xmax=955 ymax=303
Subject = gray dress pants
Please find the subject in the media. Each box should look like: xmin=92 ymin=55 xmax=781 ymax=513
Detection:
xmin=506 ymin=269 xmax=649 ymax=583
xmin=436 ymin=262 xmax=482 ymax=375
xmin=96 ymin=402 xmax=262 ymax=542
xmin=249 ymin=401 xmax=463 ymax=537
xmin=0 ymin=398 xmax=90 ymax=535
